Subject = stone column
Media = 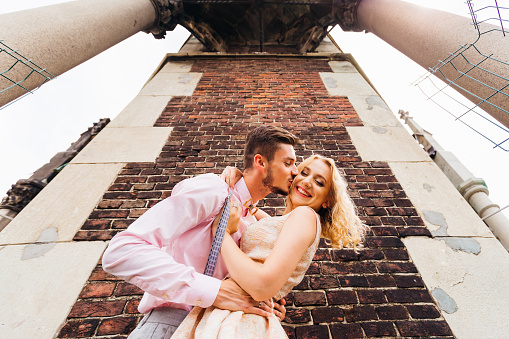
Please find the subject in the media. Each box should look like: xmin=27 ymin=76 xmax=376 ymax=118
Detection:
xmin=0 ymin=0 xmax=181 ymax=107
xmin=354 ymin=0 xmax=509 ymax=129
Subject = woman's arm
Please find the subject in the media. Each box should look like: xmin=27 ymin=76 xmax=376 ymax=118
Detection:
xmin=219 ymin=166 xmax=243 ymax=189
xmin=253 ymin=209 xmax=270 ymax=221
xmin=220 ymin=206 xmax=317 ymax=301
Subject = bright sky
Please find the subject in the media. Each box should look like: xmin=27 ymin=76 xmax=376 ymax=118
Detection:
xmin=0 ymin=0 xmax=507 ymax=219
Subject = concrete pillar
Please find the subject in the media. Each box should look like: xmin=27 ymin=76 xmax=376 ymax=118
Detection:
xmin=459 ymin=178 xmax=509 ymax=251
xmin=355 ymin=0 xmax=509 ymax=129
xmin=0 ymin=0 xmax=159 ymax=107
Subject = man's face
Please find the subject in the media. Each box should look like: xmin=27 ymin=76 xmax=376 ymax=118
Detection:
xmin=262 ymin=144 xmax=298 ymax=195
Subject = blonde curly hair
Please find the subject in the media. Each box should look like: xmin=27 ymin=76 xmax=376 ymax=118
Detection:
xmin=284 ymin=155 xmax=366 ymax=250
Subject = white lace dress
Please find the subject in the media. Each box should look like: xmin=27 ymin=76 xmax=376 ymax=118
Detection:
xmin=171 ymin=209 xmax=321 ymax=338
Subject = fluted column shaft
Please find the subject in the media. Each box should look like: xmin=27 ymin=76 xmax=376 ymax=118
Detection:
xmin=0 ymin=0 xmax=157 ymax=106
xmin=356 ymin=0 xmax=509 ymax=129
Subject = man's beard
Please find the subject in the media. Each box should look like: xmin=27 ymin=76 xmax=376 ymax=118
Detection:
xmin=262 ymin=167 xmax=290 ymax=196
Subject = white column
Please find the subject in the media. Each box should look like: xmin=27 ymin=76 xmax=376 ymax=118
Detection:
xmin=0 ymin=0 xmax=157 ymax=106
xmin=355 ymin=0 xmax=509 ymax=129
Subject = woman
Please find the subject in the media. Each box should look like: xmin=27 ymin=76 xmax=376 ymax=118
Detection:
xmin=172 ymin=155 xmax=366 ymax=338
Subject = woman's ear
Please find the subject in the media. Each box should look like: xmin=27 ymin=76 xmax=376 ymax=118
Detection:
xmin=322 ymin=202 xmax=329 ymax=209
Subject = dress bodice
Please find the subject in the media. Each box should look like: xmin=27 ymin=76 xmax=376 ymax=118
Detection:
xmin=240 ymin=209 xmax=321 ymax=301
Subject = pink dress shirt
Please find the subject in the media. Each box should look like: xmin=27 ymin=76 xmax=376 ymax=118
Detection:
xmin=102 ymin=173 xmax=257 ymax=313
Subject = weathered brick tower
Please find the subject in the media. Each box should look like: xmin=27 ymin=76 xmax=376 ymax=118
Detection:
xmin=1 ymin=1 xmax=508 ymax=338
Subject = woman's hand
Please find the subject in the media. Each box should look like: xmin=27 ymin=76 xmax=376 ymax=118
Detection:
xmin=219 ymin=166 xmax=243 ymax=189
xmin=212 ymin=198 xmax=242 ymax=236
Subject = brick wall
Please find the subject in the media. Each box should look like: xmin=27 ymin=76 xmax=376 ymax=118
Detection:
xmin=57 ymin=58 xmax=454 ymax=338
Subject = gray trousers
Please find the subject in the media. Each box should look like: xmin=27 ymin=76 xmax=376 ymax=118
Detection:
xmin=128 ymin=307 xmax=190 ymax=339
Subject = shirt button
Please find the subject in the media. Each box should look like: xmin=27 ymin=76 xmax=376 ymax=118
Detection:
xmin=196 ymin=300 xmax=202 ymax=306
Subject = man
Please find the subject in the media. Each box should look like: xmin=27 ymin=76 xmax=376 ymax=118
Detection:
xmin=102 ymin=125 xmax=299 ymax=338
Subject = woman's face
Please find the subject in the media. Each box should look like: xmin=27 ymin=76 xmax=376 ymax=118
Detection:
xmin=290 ymin=159 xmax=333 ymax=212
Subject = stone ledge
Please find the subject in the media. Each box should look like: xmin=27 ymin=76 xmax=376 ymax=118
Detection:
xmin=71 ymin=127 xmax=173 ymax=164
xmin=346 ymin=126 xmax=431 ymax=162
xmin=403 ymin=236 xmax=509 ymax=339
xmin=0 ymin=163 xmax=124 ymax=244
xmin=0 ymin=241 xmax=106 ymax=339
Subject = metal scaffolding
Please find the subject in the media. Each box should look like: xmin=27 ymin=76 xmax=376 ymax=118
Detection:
xmin=413 ymin=0 xmax=509 ymax=151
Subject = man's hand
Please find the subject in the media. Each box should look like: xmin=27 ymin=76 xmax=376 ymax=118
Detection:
xmin=273 ymin=298 xmax=287 ymax=322
xmin=213 ymin=279 xmax=273 ymax=318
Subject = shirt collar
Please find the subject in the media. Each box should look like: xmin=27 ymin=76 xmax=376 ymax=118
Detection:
xmin=234 ymin=177 xmax=257 ymax=210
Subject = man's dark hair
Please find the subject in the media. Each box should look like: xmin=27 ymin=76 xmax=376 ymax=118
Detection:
xmin=244 ymin=125 xmax=299 ymax=170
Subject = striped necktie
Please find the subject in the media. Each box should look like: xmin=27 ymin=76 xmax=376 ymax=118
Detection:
xmin=204 ymin=189 xmax=231 ymax=277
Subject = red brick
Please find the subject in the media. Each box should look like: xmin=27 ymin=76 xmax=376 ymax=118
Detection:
xmin=294 ymin=291 xmax=326 ymax=306
xmin=295 ymin=325 xmax=329 ymax=339
xmin=387 ymin=207 xmax=418 ymax=216
xmin=89 ymin=266 xmax=121 ymax=281
xmin=129 ymin=209 xmax=149 ymax=218
xmin=363 ymin=207 xmax=388 ymax=216
xmin=394 ymin=275 xmax=425 ymax=288
xmin=357 ymin=289 xmax=387 ymax=304
xmin=97 ymin=200 xmax=123 ymax=209
xmin=103 ymin=191 xmax=137 ymax=200
xmin=120 ymin=200 xmax=147 ymax=209
xmin=108 ymin=183 xmax=133 ymax=191
xmin=398 ymin=226 xmax=432 ymax=237
xmin=136 ymin=191 xmax=163 ymax=199
xmin=309 ymin=276 xmax=339 ymax=289
xmin=366 ymin=275 xmax=397 ymax=288
xmin=337 ymin=275 xmax=369 ymax=287
xmin=284 ymin=308 xmax=311 ymax=324
xmin=81 ymin=220 xmax=111 ymax=230
xmin=380 ymin=216 xmax=406 ymax=226
xmin=407 ymin=304 xmax=441 ymax=319
xmin=73 ymin=230 xmax=117 ymax=241
xmin=58 ymin=318 xmax=99 ymax=338
xmin=115 ymin=176 xmax=146 ymax=184
xmin=377 ymin=262 xmax=418 ymax=274
xmin=115 ymin=282 xmax=144 ymax=296
xmin=293 ymin=276 xmax=309 ymax=290
xmin=330 ymin=323 xmax=364 ymax=339
xmin=69 ymin=300 xmax=126 ymax=318
xmin=382 ymin=248 xmax=409 ymax=260
xmin=321 ymin=262 xmax=349 ymax=275
xmin=96 ymin=316 xmax=138 ymax=336
xmin=79 ymin=282 xmax=116 ymax=298
xmin=326 ymin=290 xmax=358 ymax=305
xmin=343 ymin=305 xmax=377 ymax=322
xmin=89 ymin=210 xmax=129 ymax=219
xmin=366 ymin=236 xmax=404 ymax=248
xmin=112 ymin=219 xmax=135 ymax=229
xmin=282 ymin=325 xmax=296 ymax=339
xmin=396 ymin=320 xmax=453 ymax=336
xmin=332 ymin=249 xmax=358 ymax=261
xmin=371 ymin=199 xmax=394 ymax=207
xmin=376 ymin=305 xmax=409 ymax=320
xmin=371 ymin=226 xmax=399 ymax=235
xmin=147 ymin=175 xmax=170 ymax=182
xmin=125 ymin=299 xmax=142 ymax=314
xmin=344 ymin=261 xmax=378 ymax=274
xmin=311 ymin=307 xmax=344 ymax=323
xmin=305 ymin=262 xmax=320 ymax=275
xmin=405 ymin=216 xmax=425 ymax=226
xmin=361 ymin=321 xmax=397 ymax=336
xmin=385 ymin=289 xmax=433 ymax=303
xmin=358 ymin=248 xmax=384 ymax=260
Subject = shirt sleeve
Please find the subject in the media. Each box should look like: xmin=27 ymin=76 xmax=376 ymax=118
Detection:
xmin=102 ymin=173 xmax=228 ymax=308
